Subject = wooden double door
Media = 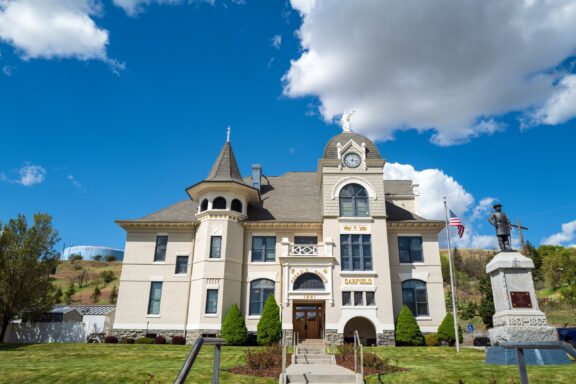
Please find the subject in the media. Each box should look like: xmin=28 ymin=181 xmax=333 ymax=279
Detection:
xmin=293 ymin=303 xmax=324 ymax=340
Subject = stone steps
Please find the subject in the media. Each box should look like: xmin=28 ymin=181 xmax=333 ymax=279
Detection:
xmin=286 ymin=364 xmax=357 ymax=384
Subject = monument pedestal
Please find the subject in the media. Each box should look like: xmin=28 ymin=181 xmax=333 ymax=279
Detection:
xmin=484 ymin=251 xmax=570 ymax=365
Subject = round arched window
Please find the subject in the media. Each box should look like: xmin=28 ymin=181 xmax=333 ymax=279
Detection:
xmin=293 ymin=273 xmax=325 ymax=291
xmin=212 ymin=197 xmax=227 ymax=210
xmin=339 ymin=184 xmax=369 ymax=217
xmin=231 ymin=199 xmax=243 ymax=213
xmin=200 ymin=199 xmax=208 ymax=212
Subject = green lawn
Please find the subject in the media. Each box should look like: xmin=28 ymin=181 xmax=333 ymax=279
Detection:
xmin=0 ymin=344 xmax=574 ymax=384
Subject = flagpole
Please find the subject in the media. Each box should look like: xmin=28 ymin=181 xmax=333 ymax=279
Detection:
xmin=443 ymin=197 xmax=461 ymax=353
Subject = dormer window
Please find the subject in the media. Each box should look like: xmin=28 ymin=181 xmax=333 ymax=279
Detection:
xmin=339 ymin=183 xmax=369 ymax=217
xmin=212 ymin=197 xmax=226 ymax=210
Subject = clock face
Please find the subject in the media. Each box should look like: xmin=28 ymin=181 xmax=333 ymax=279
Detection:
xmin=344 ymin=153 xmax=361 ymax=168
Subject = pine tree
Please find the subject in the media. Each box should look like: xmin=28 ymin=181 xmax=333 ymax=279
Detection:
xmin=109 ymin=285 xmax=118 ymax=304
xmin=52 ymin=287 xmax=63 ymax=304
xmin=437 ymin=312 xmax=463 ymax=345
xmin=64 ymin=282 xmax=76 ymax=304
xmin=478 ymin=274 xmax=495 ymax=327
xmin=256 ymin=295 xmax=281 ymax=345
xmin=90 ymin=285 xmax=102 ymax=304
xmin=395 ymin=305 xmax=424 ymax=346
xmin=221 ymin=304 xmax=248 ymax=345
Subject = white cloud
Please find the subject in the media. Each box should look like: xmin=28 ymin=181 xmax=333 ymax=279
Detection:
xmin=112 ymin=0 xmax=216 ymax=16
xmin=0 ymin=163 xmax=46 ymax=186
xmin=67 ymin=175 xmax=85 ymax=191
xmin=532 ymin=74 xmax=576 ymax=125
xmin=0 ymin=0 xmax=116 ymax=64
xmin=2 ymin=64 xmax=13 ymax=76
xmin=271 ymin=34 xmax=282 ymax=50
xmin=284 ymin=0 xmax=576 ymax=145
xmin=542 ymin=220 xmax=576 ymax=246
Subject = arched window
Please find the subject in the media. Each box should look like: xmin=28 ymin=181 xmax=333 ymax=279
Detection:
xmin=231 ymin=199 xmax=243 ymax=213
xmin=293 ymin=273 xmax=325 ymax=291
xmin=249 ymin=279 xmax=275 ymax=315
xmin=401 ymin=280 xmax=429 ymax=317
xmin=212 ymin=197 xmax=226 ymax=210
xmin=200 ymin=199 xmax=208 ymax=212
xmin=339 ymin=184 xmax=369 ymax=217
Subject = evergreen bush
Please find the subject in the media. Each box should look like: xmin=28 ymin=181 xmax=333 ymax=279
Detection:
xmin=424 ymin=333 xmax=440 ymax=346
xmin=135 ymin=337 xmax=154 ymax=344
xmin=395 ymin=305 xmax=424 ymax=346
xmin=256 ymin=295 xmax=281 ymax=345
xmin=437 ymin=313 xmax=463 ymax=346
xmin=221 ymin=304 xmax=248 ymax=345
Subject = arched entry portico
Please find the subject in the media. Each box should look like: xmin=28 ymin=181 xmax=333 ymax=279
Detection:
xmin=343 ymin=317 xmax=377 ymax=346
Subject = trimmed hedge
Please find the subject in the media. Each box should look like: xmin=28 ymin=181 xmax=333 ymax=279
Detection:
xmin=135 ymin=337 xmax=154 ymax=344
xmin=395 ymin=305 xmax=424 ymax=346
xmin=221 ymin=304 xmax=248 ymax=345
xmin=256 ymin=295 xmax=281 ymax=345
xmin=437 ymin=313 xmax=463 ymax=346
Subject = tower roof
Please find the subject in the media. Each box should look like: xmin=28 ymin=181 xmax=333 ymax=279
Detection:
xmin=206 ymin=141 xmax=245 ymax=183
xmin=322 ymin=132 xmax=382 ymax=160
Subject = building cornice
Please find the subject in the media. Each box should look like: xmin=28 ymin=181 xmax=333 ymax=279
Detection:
xmin=243 ymin=222 xmax=323 ymax=229
xmin=115 ymin=220 xmax=196 ymax=230
xmin=387 ymin=221 xmax=445 ymax=230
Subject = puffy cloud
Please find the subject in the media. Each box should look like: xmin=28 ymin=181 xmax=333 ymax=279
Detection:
xmin=0 ymin=163 xmax=46 ymax=186
xmin=112 ymin=0 xmax=215 ymax=16
xmin=542 ymin=220 xmax=576 ymax=246
xmin=284 ymin=0 xmax=576 ymax=145
xmin=0 ymin=0 xmax=112 ymax=63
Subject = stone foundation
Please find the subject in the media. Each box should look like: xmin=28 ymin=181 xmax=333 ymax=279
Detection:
xmin=113 ymin=329 xmax=185 ymax=341
xmin=185 ymin=329 xmax=221 ymax=344
xmin=324 ymin=329 xmax=343 ymax=345
xmin=377 ymin=330 xmax=396 ymax=346
xmin=283 ymin=329 xmax=294 ymax=345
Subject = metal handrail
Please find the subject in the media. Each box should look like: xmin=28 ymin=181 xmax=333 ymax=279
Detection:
xmin=353 ymin=330 xmax=364 ymax=380
xmin=281 ymin=330 xmax=287 ymax=384
xmin=500 ymin=341 xmax=576 ymax=384
xmin=174 ymin=337 xmax=227 ymax=384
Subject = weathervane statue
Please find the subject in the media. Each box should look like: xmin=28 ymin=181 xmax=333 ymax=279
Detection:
xmin=341 ymin=110 xmax=355 ymax=132
xmin=488 ymin=202 xmax=513 ymax=251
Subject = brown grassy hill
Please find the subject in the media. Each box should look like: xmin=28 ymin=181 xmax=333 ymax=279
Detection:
xmin=52 ymin=260 xmax=122 ymax=305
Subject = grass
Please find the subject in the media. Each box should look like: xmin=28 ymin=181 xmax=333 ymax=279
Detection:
xmin=1 ymin=344 xmax=574 ymax=384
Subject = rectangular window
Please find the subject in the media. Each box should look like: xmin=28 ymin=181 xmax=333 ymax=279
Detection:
xmin=342 ymin=291 xmax=351 ymax=306
xmin=354 ymin=291 xmax=364 ymax=306
xmin=251 ymin=236 xmax=276 ymax=262
xmin=147 ymin=282 xmax=163 ymax=315
xmin=205 ymin=289 xmax=218 ymax=314
xmin=366 ymin=292 xmax=375 ymax=306
xmin=340 ymin=234 xmax=372 ymax=271
xmin=154 ymin=236 xmax=168 ymax=262
xmin=398 ymin=236 xmax=423 ymax=263
xmin=175 ymin=256 xmax=188 ymax=274
xmin=210 ymin=236 xmax=222 ymax=259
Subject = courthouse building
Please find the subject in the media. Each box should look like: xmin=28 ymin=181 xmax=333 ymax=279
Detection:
xmin=113 ymin=127 xmax=446 ymax=345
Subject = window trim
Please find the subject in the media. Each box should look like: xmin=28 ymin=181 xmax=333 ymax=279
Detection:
xmin=251 ymin=236 xmax=276 ymax=262
xmin=339 ymin=183 xmax=370 ymax=217
xmin=147 ymin=282 xmax=163 ymax=315
xmin=401 ymin=279 xmax=429 ymax=317
xmin=205 ymin=289 xmax=219 ymax=314
xmin=249 ymin=279 xmax=275 ymax=316
xmin=174 ymin=255 xmax=189 ymax=275
xmin=153 ymin=235 xmax=168 ymax=262
xmin=340 ymin=234 xmax=373 ymax=271
xmin=210 ymin=236 xmax=222 ymax=259
xmin=398 ymin=236 xmax=424 ymax=263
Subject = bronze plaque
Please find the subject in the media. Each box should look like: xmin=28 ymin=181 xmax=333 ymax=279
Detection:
xmin=510 ymin=291 xmax=532 ymax=308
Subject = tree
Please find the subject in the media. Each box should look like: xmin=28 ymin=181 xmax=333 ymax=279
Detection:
xmin=52 ymin=287 xmax=63 ymax=304
xmin=478 ymin=274 xmax=495 ymax=327
xmin=395 ymin=305 xmax=424 ymax=346
xmin=221 ymin=304 xmax=247 ymax=345
xmin=100 ymin=270 xmax=116 ymax=284
xmin=459 ymin=301 xmax=477 ymax=321
xmin=256 ymin=295 xmax=281 ymax=345
xmin=525 ymin=241 xmax=542 ymax=281
xmin=0 ymin=214 xmax=59 ymax=342
xmin=91 ymin=286 xmax=102 ymax=304
xmin=64 ymin=282 xmax=76 ymax=304
xmin=109 ymin=285 xmax=118 ymax=304
xmin=437 ymin=313 xmax=463 ymax=345
xmin=105 ymin=255 xmax=117 ymax=262
xmin=69 ymin=254 xmax=83 ymax=261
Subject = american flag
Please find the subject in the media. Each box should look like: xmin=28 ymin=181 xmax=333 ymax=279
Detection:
xmin=449 ymin=210 xmax=465 ymax=238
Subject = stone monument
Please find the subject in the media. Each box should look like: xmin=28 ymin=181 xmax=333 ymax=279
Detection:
xmin=485 ymin=203 xmax=570 ymax=365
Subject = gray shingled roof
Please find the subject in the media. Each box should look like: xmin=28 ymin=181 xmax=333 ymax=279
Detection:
xmin=323 ymin=132 xmax=382 ymax=160
xmin=128 ymin=173 xmax=431 ymax=223
xmin=55 ymin=305 xmax=116 ymax=315
xmin=206 ymin=141 xmax=246 ymax=183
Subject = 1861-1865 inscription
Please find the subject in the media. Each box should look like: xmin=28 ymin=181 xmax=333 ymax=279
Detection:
xmin=510 ymin=291 xmax=532 ymax=308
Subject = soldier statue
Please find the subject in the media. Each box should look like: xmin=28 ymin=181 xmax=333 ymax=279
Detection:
xmin=488 ymin=203 xmax=513 ymax=251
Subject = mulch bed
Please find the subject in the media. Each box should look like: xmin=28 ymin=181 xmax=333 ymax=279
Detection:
xmin=336 ymin=355 xmax=407 ymax=376
xmin=227 ymin=354 xmax=292 ymax=378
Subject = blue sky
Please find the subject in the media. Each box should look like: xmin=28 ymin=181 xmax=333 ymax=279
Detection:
xmin=1 ymin=0 xmax=576 ymax=251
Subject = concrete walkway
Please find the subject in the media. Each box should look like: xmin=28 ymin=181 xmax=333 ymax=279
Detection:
xmin=284 ymin=339 xmax=360 ymax=384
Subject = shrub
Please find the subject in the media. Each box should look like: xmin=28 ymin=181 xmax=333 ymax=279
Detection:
xmin=437 ymin=313 xmax=464 ymax=346
xmin=104 ymin=336 xmax=118 ymax=344
xmin=395 ymin=305 xmax=425 ymax=346
xmin=244 ymin=347 xmax=280 ymax=370
xmin=337 ymin=343 xmax=355 ymax=361
xmin=105 ymin=255 xmax=117 ymax=262
xmin=424 ymin=333 xmax=440 ymax=346
xmin=154 ymin=336 xmax=166 ymax=344
xmin=221 ymin=304 xmax=248 ymax=345
xmin=363 ymin=352 xmax=392 ymax=371
xmin=93 ymin=255 xmax=103 ymax=261
xmin=172 ymin=336 xmax=186 ymax=345
xmin=135 ymin=337 xmax=154 ymax=344
xmin=69 ymin=254 xmax=83 ymax=261
xmin=100 ymin=270 xmax=116 ymax=284
xmin=118 ymin=337 xmax=135 ymax=344
xmin=256 ymin=295 xmax=281 ymax=345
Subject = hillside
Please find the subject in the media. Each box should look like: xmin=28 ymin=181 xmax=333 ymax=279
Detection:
xmin=51 ymin=260 xmax=123 ymax=305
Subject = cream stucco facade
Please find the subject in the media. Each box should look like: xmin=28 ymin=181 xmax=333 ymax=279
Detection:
xmin=113 ymin=131 xmax=446 ymax=345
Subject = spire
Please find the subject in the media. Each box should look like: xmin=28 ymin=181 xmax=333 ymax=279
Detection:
xmin=206 ymin=139 xmax=245 ymax=183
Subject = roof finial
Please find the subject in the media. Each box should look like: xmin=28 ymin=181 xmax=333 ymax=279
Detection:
xmin=226 ymin=126 xmax=231 ymax=142
xmin=341 ymin=110 xmax=355 ymax=132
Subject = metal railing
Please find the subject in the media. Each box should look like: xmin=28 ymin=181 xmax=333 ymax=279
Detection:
xmin=174 ymin=337 xmax=227 ymax=384
xmin=500 ymin=341 xmax=576 ymax=384
xmin=281 ymin=330 xmax=288 ymax=384
xmin=353 ymin=330 xmax=364 ymax=380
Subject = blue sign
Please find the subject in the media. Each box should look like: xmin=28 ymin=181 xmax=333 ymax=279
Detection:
xmin=467 ymin=324 xmax=474 ymax=333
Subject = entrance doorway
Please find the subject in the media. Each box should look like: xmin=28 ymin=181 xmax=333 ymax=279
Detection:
xmin=293 ymin=302 xmax=324 ymax=340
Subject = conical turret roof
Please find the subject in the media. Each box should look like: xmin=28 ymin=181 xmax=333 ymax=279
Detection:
xmin=205 ymin=141 xmax=245 ymax=183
